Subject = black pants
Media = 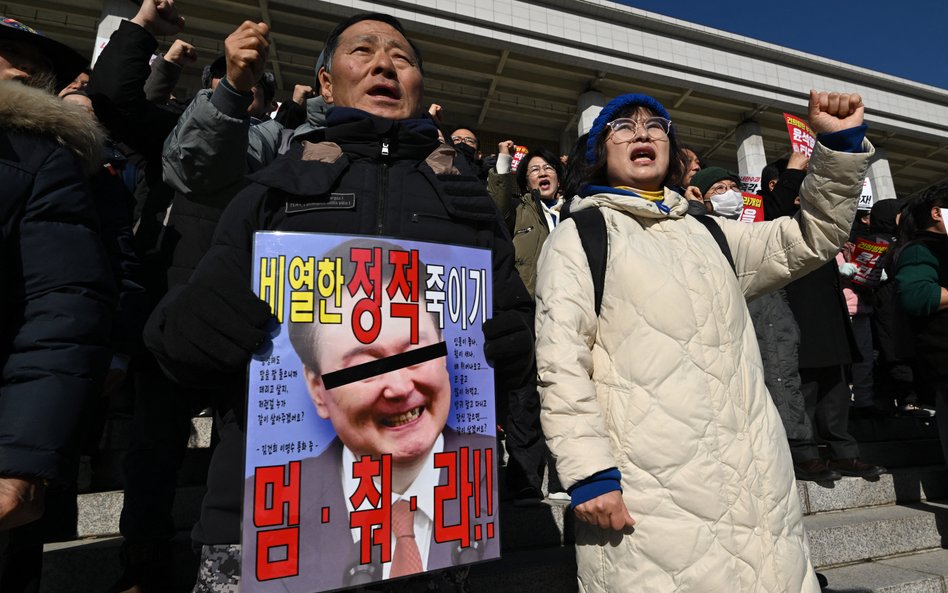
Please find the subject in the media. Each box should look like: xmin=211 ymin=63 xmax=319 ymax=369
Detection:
xmin=789 ymin=365 xmax=859 ymax=462
xmin=119 ymin=355 xmax=194 ymax=544
xmin=500 ymin=382 xmax=562 ymax=494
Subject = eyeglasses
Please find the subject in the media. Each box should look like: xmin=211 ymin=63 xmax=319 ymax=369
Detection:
xmin=605 ymin=117 xmax=672 ymax=141
xmin=526 ymin=164 xmax=557 ymax=177
xmin=709 ymin=182 xmax=740 ymax=195
xmin=451 ymin=135 xmax=478 ymax=147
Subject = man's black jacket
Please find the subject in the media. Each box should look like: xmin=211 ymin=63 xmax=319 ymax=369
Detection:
xmin=145 ymin=108 xmax=533 ymax=545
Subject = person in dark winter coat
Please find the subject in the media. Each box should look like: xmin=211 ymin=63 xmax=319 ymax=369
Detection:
xmin=870 ymin=199 xmax=929 ymax=415
xmin=732 ymin=161 xmax=823 ymax=479
xmin=785 ymin=216 xmax=885 ymax=478
xmin=895 ymin=185 xmax=948 ymax=461
xmin=143 ymin=12 xmax=533 ymax=592
xmin=0 ymin=74 xmax=115 ymax=573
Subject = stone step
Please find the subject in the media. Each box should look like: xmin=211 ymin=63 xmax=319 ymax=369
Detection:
xmin=41 ymin=533 xmax=198 ymax=593
xmin=804 ymin=499 xmax=948 ymax=569
xmin=76 ymin=486 xmax=206 ymax=538
xmin=821 ymin=548 xmax=948 ymax=593
xmin=799 ymin=465 xmax=948 ymax=515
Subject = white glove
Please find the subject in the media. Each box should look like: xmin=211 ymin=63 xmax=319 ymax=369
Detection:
xmin=838 ymin=262 xmax=858 ymax=278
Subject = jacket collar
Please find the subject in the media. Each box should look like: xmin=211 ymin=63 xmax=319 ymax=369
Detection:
xmin=249 ymin=107 xmax=441 ymax=194
xmin=570 ymin=185 xmax=690 ymax=220
xmin=311 ymin=106 xmax=439 ymax=161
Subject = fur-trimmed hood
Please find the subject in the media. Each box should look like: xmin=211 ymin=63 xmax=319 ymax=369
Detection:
xmin=0 ymin=80 xmax=105 ymax=175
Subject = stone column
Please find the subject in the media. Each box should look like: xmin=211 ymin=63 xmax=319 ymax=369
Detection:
xmin=735 ymin=120 xmax=767 ymax=195
xmin=868 ymin=148 xmax=898 ymax=201
xmin=577 ymin=90 xmax=604 ymax=137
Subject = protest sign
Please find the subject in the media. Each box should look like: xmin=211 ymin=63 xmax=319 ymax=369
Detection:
xmin=510 ymin=145 xmax=529 ymax=172
xmin=784 ymin=113 xmax=816 ymax=158
xmin=739 ymin=175 xmax=761 ymax=196
xmin=858 ymin=178 xmax=874 ymax=210
xmin=242 ymin=233 xmax=500 ymax=593
xmin=739 ymin=192 xmax=765 ymax=223
xmin=849 ymin=237 xmax=889 ymax=287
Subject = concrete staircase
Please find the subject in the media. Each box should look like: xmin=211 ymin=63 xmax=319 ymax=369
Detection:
xmin=40 ymin=414 xmax=947 ymax=593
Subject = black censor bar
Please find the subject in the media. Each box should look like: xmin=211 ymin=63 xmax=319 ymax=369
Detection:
xmin=321 ymin=341 xmax=448 ymax=390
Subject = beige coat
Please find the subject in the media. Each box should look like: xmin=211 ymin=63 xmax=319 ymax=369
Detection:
xmin=535 ymin=140 xmax=872 ymax=593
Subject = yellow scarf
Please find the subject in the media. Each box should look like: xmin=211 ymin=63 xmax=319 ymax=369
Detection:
xmin=615 ymin=186 xmax=664 ymax=202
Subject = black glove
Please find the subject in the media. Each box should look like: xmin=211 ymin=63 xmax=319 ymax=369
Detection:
xmin=482 ymin=310 xmax=535 ymax=391
xmin=145 ymin=275 xmax=274 ymax=382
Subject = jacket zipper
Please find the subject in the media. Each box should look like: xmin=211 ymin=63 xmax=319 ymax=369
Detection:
xmin=376 ymin=140 xmax=390 ymax=235
xmin=514 ymin=225 xmax=534 ymax=235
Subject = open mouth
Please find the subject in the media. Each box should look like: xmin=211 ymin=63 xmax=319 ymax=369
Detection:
xmin=368 ymin=84 xmax=400 ymax=101
xmin=382 ymin=406 xmax=424 ymax=428
xmin=630 ymin=146 xmax=656 ymax=163
xmin=538 ymin=179 xmax=552 ymax=191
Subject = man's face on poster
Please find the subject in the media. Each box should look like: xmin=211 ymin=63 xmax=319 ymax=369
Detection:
xmin=303 ymin=292 xmax=450 ymax=468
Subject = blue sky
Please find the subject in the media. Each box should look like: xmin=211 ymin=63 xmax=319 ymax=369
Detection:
xmin=612 ymin=0 xmax=948 ymax=90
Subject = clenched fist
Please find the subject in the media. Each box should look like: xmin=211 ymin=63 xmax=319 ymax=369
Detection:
xmin=574 ymin=490 xmax=636 ymax=532
xmin=225 ymin=21 xmax=270 ymax=93
xmin=808 ymin=90 xmax=865 ymax=135
xmin=130 ymin=0 xmax=185 ymax=37
xmin=164 ymin=39 xmax=197 ymax=67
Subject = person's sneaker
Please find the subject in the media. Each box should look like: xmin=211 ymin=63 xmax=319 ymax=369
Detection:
xmin=828 ymin=458 xmax=886 ymax=479
xmin=895 ymin=403 xmax=936 ymax=418
xmin=793 ymin=458 xmax=842 ymax=482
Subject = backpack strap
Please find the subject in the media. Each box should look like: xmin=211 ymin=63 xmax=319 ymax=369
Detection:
xmin=571 ymin=208 xmax=608 ymax=316
xmin=692 ymin=215 xmax=736 ymax=273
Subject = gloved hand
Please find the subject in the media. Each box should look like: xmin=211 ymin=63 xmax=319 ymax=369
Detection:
xmin=838 ymin=262 xmax=858 ymax=278
xmin=145 ymin=275 xmax=274 ymax=380
xmin=483 ymin=310 xmax=535 ymax=391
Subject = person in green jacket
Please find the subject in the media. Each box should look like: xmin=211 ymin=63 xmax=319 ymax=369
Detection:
xmin=895 ymin=184 xmax=948 ymax=461
xmin=488 ymin=144 xmax=565 ymax=298
xmin=487 ymin=143 xmax=567 ymax=502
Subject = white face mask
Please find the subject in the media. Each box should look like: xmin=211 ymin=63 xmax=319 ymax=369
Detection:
xmin=710 ymin=189 xmax=744 ymax=219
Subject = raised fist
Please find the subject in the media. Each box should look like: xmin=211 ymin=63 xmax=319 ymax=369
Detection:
xmin=498 ymin=140 xmax=515 ymax=156
xmin=130 ymin=0 xmax=185 ymax=38
xmin=164 ymin=39 xmax=197 ymax=67
xmin=808 ymin=90 xmax=865 ymax=135
xmin=225 ymin=21 xmax=270 ymax=93
xmin=787 ymin=150 xmax=809 ymax=172
xmin=292 ymin=84 xmax=314 ymax=106
xmin=427 ymin=103 xmax=443 ymax=123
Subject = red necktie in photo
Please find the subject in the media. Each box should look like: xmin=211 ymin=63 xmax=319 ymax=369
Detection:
xmin=390 ymin=499 xmax=423 ymax=577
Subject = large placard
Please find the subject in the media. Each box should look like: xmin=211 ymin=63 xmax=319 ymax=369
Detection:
xmin=241 ymin=232 xmax=500 ymax=593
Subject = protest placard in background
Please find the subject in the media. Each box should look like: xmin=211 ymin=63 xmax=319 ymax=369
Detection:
xmin=784 ymin=113 xmax=816 ymax=158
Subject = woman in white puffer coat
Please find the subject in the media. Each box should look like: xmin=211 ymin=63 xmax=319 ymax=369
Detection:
xmin=535 ymin=90 xmax=873 ymax=593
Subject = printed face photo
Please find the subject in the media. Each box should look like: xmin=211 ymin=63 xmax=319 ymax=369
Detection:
xmin=302 ymin=290 xmax=449 ymax=469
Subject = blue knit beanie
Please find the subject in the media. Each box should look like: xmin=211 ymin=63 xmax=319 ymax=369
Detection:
xmin=585 ymin=93 xmax=672 ymax=163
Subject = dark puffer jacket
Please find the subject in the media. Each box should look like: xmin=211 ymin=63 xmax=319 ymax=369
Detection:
xmin=0 ymin=81 xmax=115 ymax=480
xmin=145 ymin=108 xmax=533 ymax=546
xmin=746 ymin=290 xmax=812 ymax=441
